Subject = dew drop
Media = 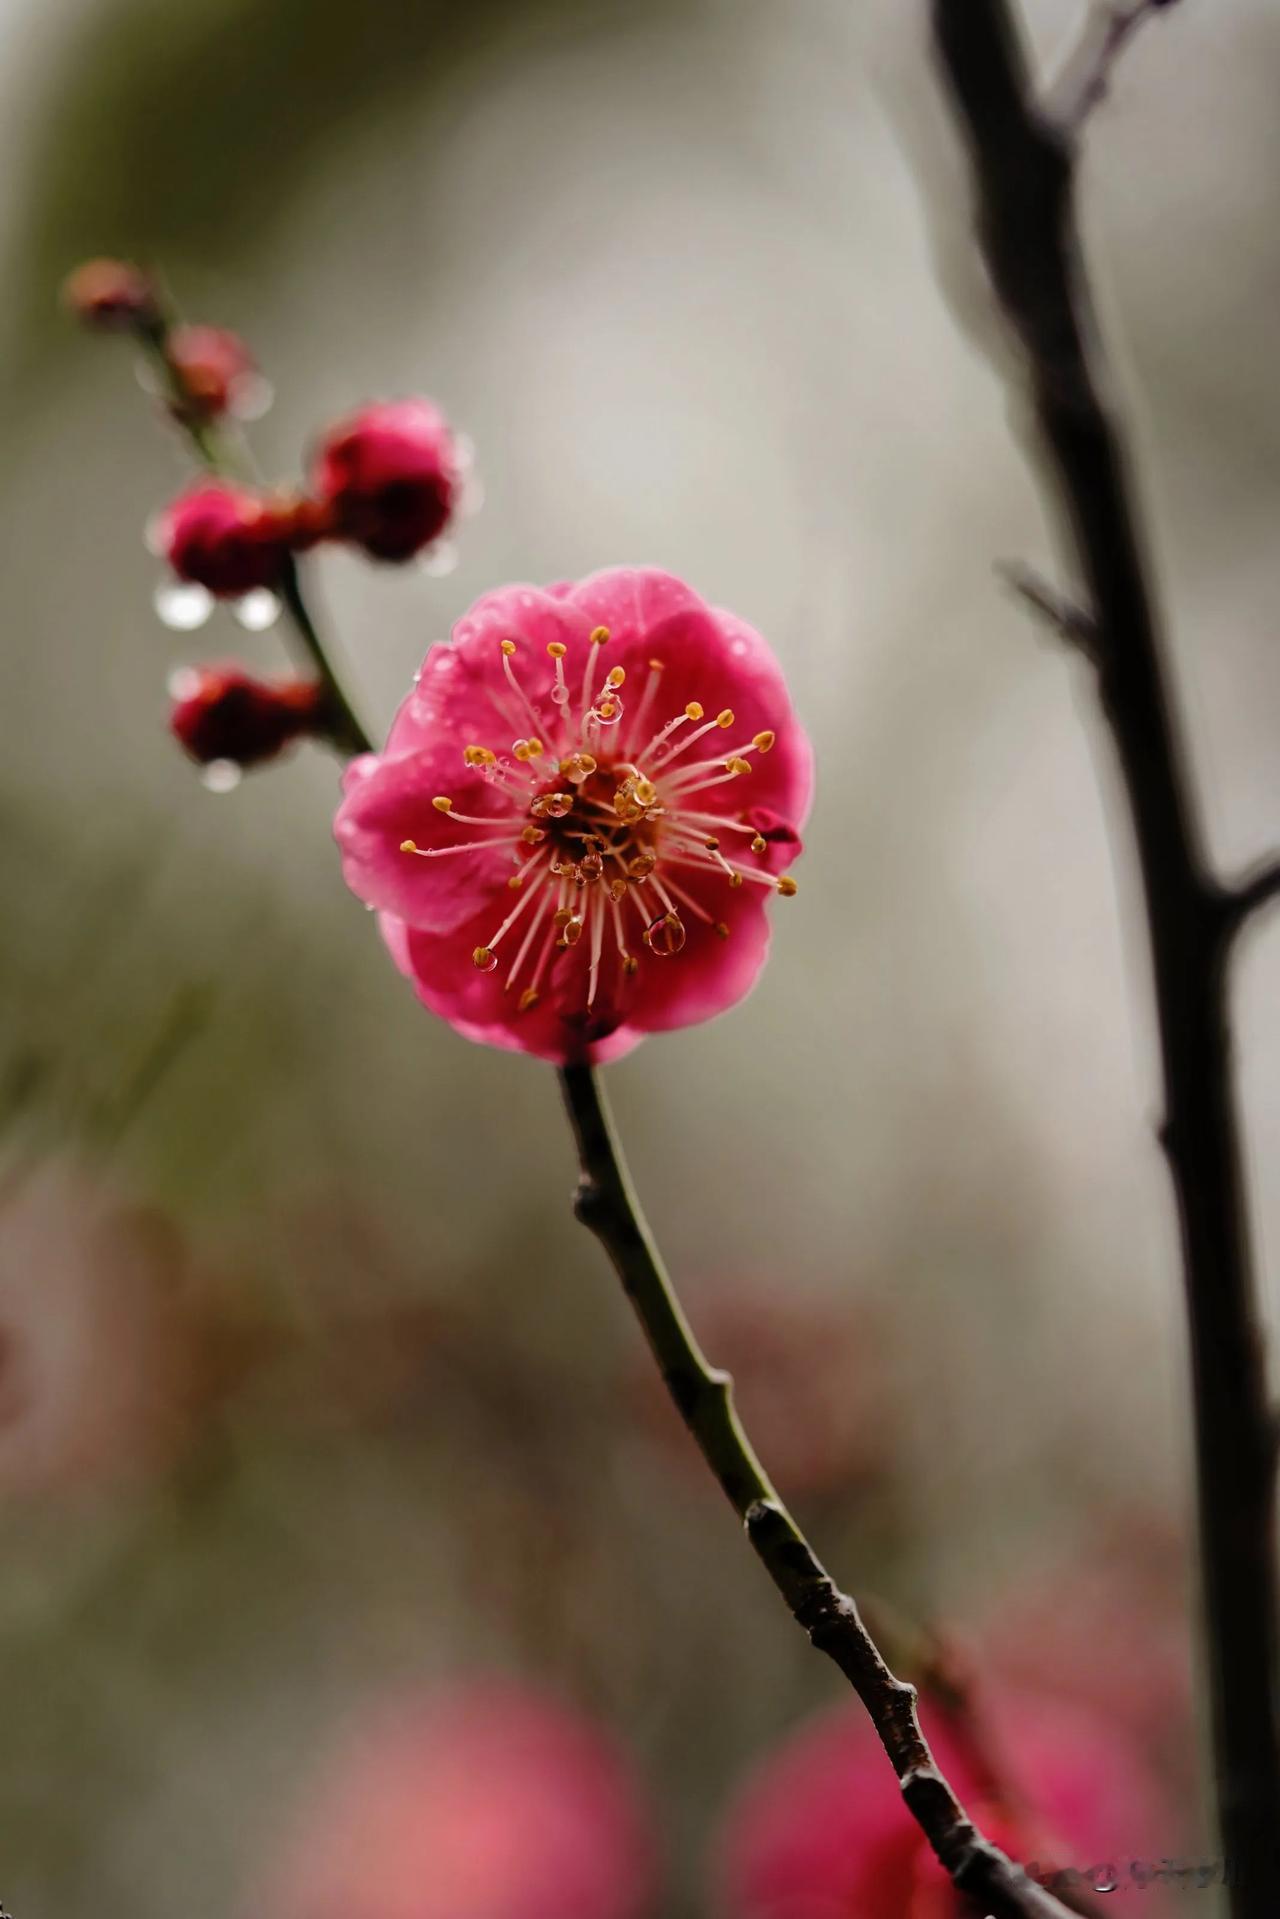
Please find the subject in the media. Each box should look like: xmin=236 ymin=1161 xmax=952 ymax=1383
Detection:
xmin=154 ymin=580 xmax=214 ymax=631
xmin=201 ymin=759 xmax=242 ymax=793
xmin=232 ymin=374 xmax=274 ymax=421
xmin=233 ymin=588 xmax=282 ymax=632
xmin=167 ymin=666 xmax=203 ymax=701
xmin=550 ymin=684 xmax=570 ymax=706
xmin=421 ymin=538 xmax=459 ymax=578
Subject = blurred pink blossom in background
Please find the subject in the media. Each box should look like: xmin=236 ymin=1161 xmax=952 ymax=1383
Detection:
xmin=0 ymin=1159 xmax=206 ymax=1499
xmin=251 ymin=1681 xmax=657 ymax=1919
xmin=714 ymin=1685 xmax=1174 ymax=1919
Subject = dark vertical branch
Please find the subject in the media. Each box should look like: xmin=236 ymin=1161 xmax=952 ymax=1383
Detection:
xmin=929 ymin=4 xmax=1280 ymax=1904
xmin=559 ymin=1061 xmax=1078 ymax=1919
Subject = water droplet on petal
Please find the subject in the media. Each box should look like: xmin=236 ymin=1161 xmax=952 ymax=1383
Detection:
xmin=155 ymin=580 xmax=214 ymax=631
xmin=458 ymin=473 xmax=485 ymax=518
xmin=420 ymin=538 xmax=459 ymax=578
xmin=231 ymin=373 xmax=274 ymax=421
xmin=233 ymin=588 xmax=281 ymax=632
xmin=201 ymin=759 xmax=242 ymax=793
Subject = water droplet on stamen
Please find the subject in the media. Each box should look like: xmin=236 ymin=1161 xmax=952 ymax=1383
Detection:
xmin=154 ymin=580 xmax=214 ymax=631
xmin=421 ymin=538 xmax=459 ymax=577
xmin=201 ymin=759 xmax=242 ymax=793
xmin=233 ymin=588 xmax=281 ymax=631
xmin=550 ymin=684 xmax=570 ymax=707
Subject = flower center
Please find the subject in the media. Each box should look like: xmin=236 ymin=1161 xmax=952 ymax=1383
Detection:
xmin=399 ymin=628 xmax=796 ymax=1021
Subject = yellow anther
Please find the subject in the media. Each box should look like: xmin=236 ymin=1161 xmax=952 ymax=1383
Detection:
xmin=609 ymin=878 xmax=628 ymax=902
xmin=716 ymin=709 xmax=735 ymax=729
xmin=553 ymin=909 xmax=574 ymax=928
xmin=714 ymin=922 xmax=731 ymax=940
xmin=685 ymin=702 xmax=704 ymax=722
xmin=632 ymin=778 xmax=658 ymax=807
xmin=726 ymin=756 xmax=752 ymax=777
xmin=472 ymin=946 xmax=498 ymax=972
xmin=753 ymin=730 xmax=775 ymax=753
xmin=596 ymin=701 xmax=617 ymax=720
xmin=500 ymin=639 xmax=517 ymax=656
xmin=728 ymin=873 xmax=744 ymax=889
xmin=623 ymin=954 xmax=640 ymax=975
xmin=704 ymin=837 xmax=720 ymax=851
xmin=590 ymin=625 xmax=610 ymax=645
xmin=562 ymin=918 xmax=585 ymax=946
xmin=605 ymin=666 xmax=626 ymax=689
xmin=517 ymin=987 xmax=541 ymax=1013
xmin=520 ymin=824 xmax=546 ymax=845
xmin=776 ymin=875 xmax=798 ymax=897
xmin=507 ymin=873 xmax=523 ymax=890
xmin=527 ymin=738 xmax=544 ymax=756
xmin=400 ymin=839 xmax=419 ymax=854
xmin=546 ymin=641 xmax=567 ymax=658
xmin=751 ymin=834 xmax=767 ymax=854
xmin=648 ymin=659 xmax=665 ymax=673
xmin=463 ymin=744 xmax=497 ymax=767
xmin=431 ymin=796 xmax=453 ymax=813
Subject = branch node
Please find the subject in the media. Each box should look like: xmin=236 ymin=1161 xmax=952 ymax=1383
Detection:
xmin=998 ymin=560 xmax=1098 ymax=660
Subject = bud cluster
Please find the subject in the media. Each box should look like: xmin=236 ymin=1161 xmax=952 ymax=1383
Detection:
xmin=66 ymin=260 xmax=473 ymax=772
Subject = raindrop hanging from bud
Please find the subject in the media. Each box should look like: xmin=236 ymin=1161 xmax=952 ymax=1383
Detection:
xmin=232 ymin=589 xmax=282 ymax=632
xmin=154 ymin=581 xmax=214 ymax=631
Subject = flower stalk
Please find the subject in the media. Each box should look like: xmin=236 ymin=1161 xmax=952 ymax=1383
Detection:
xmin=559 ymin=1060 xmax=1077 ymax=1919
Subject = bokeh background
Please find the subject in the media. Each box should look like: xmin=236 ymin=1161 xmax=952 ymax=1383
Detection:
xmin=3 ymin=0 xmax=1279 ymax=1914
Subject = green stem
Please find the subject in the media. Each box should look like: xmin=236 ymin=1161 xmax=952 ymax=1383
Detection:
xmin=557 ymin=1060 xmax=1077 ymax=1919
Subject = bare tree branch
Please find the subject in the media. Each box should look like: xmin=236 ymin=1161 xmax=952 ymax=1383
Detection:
xmin=930 ymin=4 xmax=1280 ymax=1908
xmin=1047 ymin=1 xmax=1181 ymax=132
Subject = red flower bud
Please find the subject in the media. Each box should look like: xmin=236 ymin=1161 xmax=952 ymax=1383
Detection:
xmin=158 ymin=482 xmax=295 ymax=597
xmin=63 ymin=258 xmax=159 ymax=331
xmin=310 ymin=398 xmax=459 ymax=562
xmin=165 ymin=325 xmax=257 ymax=419
xmin=169 ymin=666 xmax=326 ymax=768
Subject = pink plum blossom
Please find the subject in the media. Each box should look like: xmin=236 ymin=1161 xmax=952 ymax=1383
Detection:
xmin=249 ymin=1681 xmax=656 ymax=1919
xmin=335 ymin=568 xmax=812 ymax=1062
xmin=714 ymin=1689 xmax=1174 ymax=1919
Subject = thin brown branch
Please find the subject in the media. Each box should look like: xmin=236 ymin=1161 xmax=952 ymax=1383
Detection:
xmin=930 ymin=4 xmax=1280 ymax=1908
xmin=559 ymin=1061 xmax=1077 ymax=1919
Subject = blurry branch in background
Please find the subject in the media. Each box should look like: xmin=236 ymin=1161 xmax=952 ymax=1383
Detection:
xmin=560 ymin=1063 xmax=1079 ymax=1919
xmin=930 ymin=2 xmax=1280 ymax=1911
xmin=1046 ymin=0 xmax=1176 ymax=130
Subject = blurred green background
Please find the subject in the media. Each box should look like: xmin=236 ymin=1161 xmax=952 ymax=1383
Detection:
xmin=3 ymin=0 xmax=1280 ymax=1913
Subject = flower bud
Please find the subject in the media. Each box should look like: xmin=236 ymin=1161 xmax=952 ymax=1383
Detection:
xmin=158 ymin=481 xmax=294 ymax=596
xmin=165 ymin=325 xmax=256 ymax=419
xmin=62 ymin=257 xmax=159 ymax=331
xmin=310 ymin=398 xmax=459 ymax=561
xmin=169 ymin=665 xmax=326 ymax=768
